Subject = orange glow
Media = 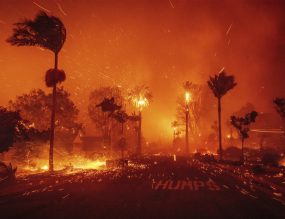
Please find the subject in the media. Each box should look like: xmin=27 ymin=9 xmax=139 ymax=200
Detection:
xmin=19 ymin=154 xmax=107 ymax=174
xmin=280 ymin=158 xmax=285 ymax=167
xmin=0 ymin=1 xmax=284 ymax=143
xmin=133 ymin=96 xmax=149 ymax=111
xmin=40 ymin=165 xmax=49 ymax=171
xmin=185 ymin=92 xmax=191 ymax=105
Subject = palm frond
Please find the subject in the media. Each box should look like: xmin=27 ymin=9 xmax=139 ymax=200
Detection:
xmin=7 ymin=11 xmax=66 ymax=53
xmin=208 ymin=70 xmax=237 ymax=98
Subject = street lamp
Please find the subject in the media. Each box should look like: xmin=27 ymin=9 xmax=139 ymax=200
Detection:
xmin=185 ymin=91 xmax=191 ymax=155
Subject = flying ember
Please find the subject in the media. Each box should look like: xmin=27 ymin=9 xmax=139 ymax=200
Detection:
xmin=0 ymin=1 xmax=285 ymax=219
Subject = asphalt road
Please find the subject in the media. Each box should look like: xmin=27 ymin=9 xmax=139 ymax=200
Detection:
xmin=0 ymin=156 xmax=285 ymax=219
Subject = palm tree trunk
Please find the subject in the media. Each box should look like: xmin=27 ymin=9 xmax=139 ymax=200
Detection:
xmin=185 ymin=109 xmax=189 ymax=155
xmin=218 ymin=97 xmax=223 ymax=161
xmin=137 ymin=111 xmax=142 ymax=155
xmin=109 ymin=118 xmax=112 ymax=154
xmin=49 ymin=52 xmax=58 ymax=172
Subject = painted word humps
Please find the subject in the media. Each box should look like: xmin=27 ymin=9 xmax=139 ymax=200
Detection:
xmin=152 ymin=179 xmax=221 ymax=191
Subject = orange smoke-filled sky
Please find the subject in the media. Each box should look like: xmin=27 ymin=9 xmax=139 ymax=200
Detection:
xmin=0 ymin=0 xmax=285 ymax=141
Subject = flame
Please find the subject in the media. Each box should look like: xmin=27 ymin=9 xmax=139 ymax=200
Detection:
xmin=20 ymin=156 xmax=106 ymax=174
xmin=72 ymin=159 xmax=106 ymax=170
xmin=40 ymin=165 xmax=49 ymax=171
xmin=185 ymin=91 xmax=191 ymax=104
xmin=133 ymin=96 xmax=149 ymax=111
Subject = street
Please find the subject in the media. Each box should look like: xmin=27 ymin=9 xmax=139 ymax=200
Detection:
xmin=1 ymin=156 xmax=285 ymax=219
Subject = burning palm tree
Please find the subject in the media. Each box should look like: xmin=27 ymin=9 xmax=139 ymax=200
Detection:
xmin=127 ymin=85 xmax=152 ymax=155
xmin=208 ymin=69 xmax=237 ymax=160
xmin=7 ymin=11 xmax=67 ymax=171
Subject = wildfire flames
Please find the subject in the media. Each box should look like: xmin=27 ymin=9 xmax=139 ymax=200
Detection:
xmin=19 ymin=156 xmax=106 ymax=174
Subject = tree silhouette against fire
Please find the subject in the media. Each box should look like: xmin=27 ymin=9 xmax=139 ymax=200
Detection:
xmin=230 ymin=111 xmax=258 ymax=163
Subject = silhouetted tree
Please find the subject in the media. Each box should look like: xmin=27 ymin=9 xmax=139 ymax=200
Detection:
xmin=225 ymin=103 xmax=256 ymax=146
xmin=7 ymin=11 xmax=67 ymax=171
xmin=208 ymin=70 xmax=237 ymax=160
xmin=231 ymin=111 xmax=258 ymax=162
xmin=96 ymin=97 xmax=122 ymax=113
xmin=0 ymin=107 xmax=30 ymax=181
xmin=96 ymin=97 xmax=130 ymax=157
xmin=9 ymin=88 xmax=81 ymax=155
xmin=89 ymin=87 xmax=123 ymax=139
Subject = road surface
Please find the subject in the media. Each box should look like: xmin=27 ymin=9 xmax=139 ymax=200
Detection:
xmin=0 ymin=156 xmax=285 ymax=219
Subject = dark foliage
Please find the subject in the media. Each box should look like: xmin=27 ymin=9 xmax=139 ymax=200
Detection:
xmin=7 ymin=11 xmax=66 ymax=54
xmin=231 ymin=111 xmax=258 ymax=139
xmin=96 ymin=97 xmax=122 ymax=113
xmin=89 ymin=87 xmax=123 ymax=137
xmin=9 ymin=88 xmax=81 ymax=144
xmin=208 ymin=70 xmax=237 ymax=98
xmin=45 ymin=69 xmax=66 ymax=87
xmin=7 ymin=10 xmax=67 ymax=171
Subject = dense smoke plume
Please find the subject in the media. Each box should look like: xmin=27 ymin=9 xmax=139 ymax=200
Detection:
xmin=0 ymin=0 xmax=285 ymax=142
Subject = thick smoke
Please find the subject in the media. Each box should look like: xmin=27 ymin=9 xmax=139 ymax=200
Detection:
xmin=0 ymin=0 xmax=285 ymax=141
